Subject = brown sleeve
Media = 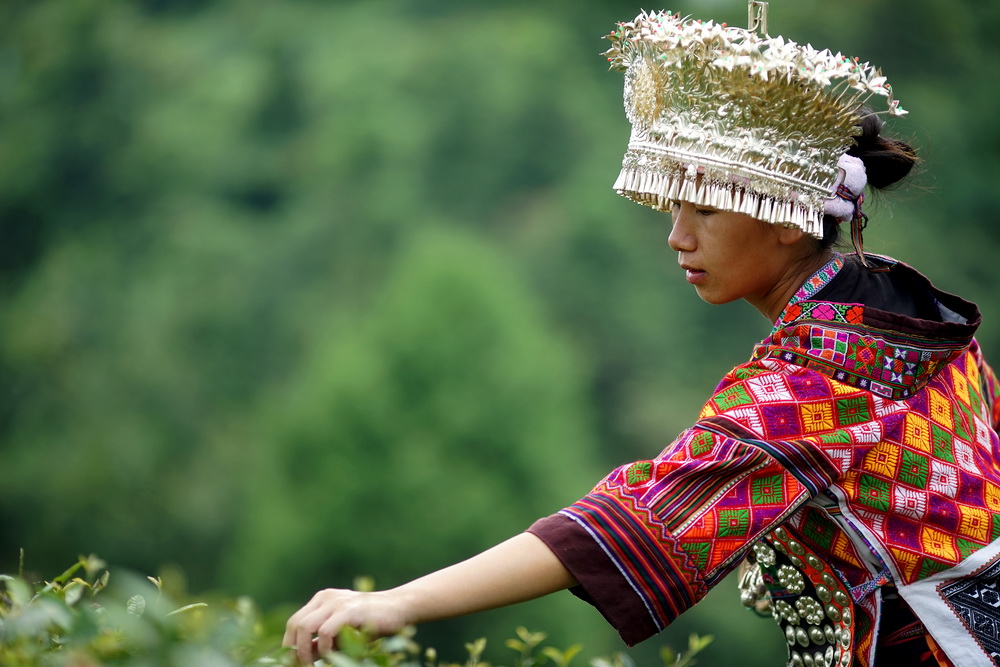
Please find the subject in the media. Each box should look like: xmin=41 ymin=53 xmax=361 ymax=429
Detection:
xmin=526 ymin=513 xmax=661 ymax=646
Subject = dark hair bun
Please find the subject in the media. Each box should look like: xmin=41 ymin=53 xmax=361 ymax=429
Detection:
xmin=847 ymin=110 xmax=919 ymax=189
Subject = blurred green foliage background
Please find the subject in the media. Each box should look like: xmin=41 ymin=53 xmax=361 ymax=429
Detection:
xmin=2 ymin=0 xmax=997 ymax=664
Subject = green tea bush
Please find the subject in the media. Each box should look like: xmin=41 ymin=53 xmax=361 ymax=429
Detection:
xmin=0 ymin=553 xmax=287 ymax=666
xmin=0 ymin=555 xmax=711 ymax=667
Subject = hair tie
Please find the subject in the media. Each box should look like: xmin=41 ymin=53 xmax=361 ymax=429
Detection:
xmin=824 ymin=154 xmax=867 ymax=222
xmin=824 ymin=154 xmax=886 ymax=271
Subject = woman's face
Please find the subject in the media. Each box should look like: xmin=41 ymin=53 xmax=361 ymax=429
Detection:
xmin=667 ymin=200 xmax=813 ymax=321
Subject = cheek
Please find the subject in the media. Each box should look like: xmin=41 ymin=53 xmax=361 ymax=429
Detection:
xmin=715 ymin=245 xmax=772 ymax=292
xmin=716 ymin=241 xmax=755 ymax=271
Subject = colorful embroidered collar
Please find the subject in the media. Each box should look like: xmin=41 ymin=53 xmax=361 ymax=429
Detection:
xmin=754 ymin=254 xmax=980 ymax=400
xmin=773 ymin=252 xmax=846 ymax=332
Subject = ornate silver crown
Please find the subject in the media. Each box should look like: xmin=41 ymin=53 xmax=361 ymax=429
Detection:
xmin=605 ymin=10 xmax=906 ymax=237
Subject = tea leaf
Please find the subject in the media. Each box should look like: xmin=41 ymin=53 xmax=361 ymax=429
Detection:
xmin=167 ymin=602 xmax=209 ymax=616
xmin=64 ymin=581 xmax=86 ymax=607
xmin=127 ymin=594 xmax=146 ymax=617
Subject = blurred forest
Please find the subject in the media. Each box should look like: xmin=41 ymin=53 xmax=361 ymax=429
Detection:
xmin=1 ymin=0 xmax=998 ymax=664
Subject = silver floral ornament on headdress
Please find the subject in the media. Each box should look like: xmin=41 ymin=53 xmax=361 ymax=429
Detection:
xmin=605 ymin=8 xmax=906 ymax=237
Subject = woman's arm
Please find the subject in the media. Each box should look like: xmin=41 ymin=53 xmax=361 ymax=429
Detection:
xmin=282 ymin=531 xmax=577 ymax=663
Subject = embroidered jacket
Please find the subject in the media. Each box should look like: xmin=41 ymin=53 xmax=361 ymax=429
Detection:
xmin=529 ymin=254 xmax=1000 ymax=667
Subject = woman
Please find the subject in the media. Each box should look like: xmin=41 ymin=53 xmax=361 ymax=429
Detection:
xmin=285 ymin=8 xmax=1000 ymax=667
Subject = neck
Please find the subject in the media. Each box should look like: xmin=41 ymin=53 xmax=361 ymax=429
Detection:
xmin=753 ymin=249 xmax=835 ymax=324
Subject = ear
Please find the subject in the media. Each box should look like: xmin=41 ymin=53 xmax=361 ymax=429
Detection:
xmin=776 ymin=224 xmax=806 ymax=246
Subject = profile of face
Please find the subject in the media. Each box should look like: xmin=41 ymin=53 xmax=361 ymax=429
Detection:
xmin=667 ymin=200 xmax=815 ymax=321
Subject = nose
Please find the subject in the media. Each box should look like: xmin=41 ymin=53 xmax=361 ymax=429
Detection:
xmin=667 ymin=202 xmax=696 ymax=253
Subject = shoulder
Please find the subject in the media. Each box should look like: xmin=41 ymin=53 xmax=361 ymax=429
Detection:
xmin=704 ymin=359 xmax=845 ymax=413
xmin=700 ymin=359 xmax=885 ymax=442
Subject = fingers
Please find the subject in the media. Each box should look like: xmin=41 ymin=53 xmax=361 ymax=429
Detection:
xmin=315 ymin=615 xmax=342 ymax=658
xmin=286 ymin=613 xmax=319 ymax=664
xmin=283 ymin=588 xmax=409 ymax=664
xmin=284 ymin=589 xmax=347 ymax=664
xmin=297 ymin=622 xmax=320 ymax=664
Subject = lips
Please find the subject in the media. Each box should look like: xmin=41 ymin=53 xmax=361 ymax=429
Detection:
xmin=680 ymin=264 xmax=706 ymax=285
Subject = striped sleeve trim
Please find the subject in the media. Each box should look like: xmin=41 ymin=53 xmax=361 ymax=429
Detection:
xmin=527 ymin=513 xmax=661 ymax=646
xmin=557 ymin=491 xmax=704 ymax=633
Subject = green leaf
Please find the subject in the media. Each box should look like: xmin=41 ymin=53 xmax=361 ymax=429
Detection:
xmin=688 ymin=634 xmax=713 ymax=653
xmin=92 ymin=570 xmax=111 ymax=595
xmin=515 ymin=626 xmax=546 ymax=646
xmin=79 ymin=554 xmax=107 ymax=578
xmin=51 ymin=561 xmax=83 ymax=586
xmin=465 ymin=636 xmax=487 ymax=660
xmin=336 ymin=626 xmax=369 ymax=658
xmin=378 ymin=632 xmax=415 ymax=654
xmin=328 ymin=654 xmax=362 ymax=667
xmin=542 ymin=644 xmax=582 ymax=666
xmin=127 ymin=594 xmax=146 ymax=617
xmin=352 ymin=575 xmax=376 ymax=593
xmin=0 ymin=576 xmax=33 ymax=608
xmin=63 ymin=581 xmax=85 ymax=607
xmin=166 ymin=602 xmax=209 ymax=616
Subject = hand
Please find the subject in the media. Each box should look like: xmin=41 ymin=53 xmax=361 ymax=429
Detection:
xmin=282 ymin=588 xmax=412 ymax=664
xmin=282 ymin=534 xmax=574 ymax=664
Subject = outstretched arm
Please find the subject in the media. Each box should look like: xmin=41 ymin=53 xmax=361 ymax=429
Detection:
xmin=283 ymin=531 xmax=577 ymax=663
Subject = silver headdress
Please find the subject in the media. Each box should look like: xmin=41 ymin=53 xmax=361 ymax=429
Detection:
xmin=605 ymin=5 xmax=906 ymax=237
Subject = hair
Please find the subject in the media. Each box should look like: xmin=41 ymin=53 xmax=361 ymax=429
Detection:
xmin=817 ymin=110 xmax=920 ymax=249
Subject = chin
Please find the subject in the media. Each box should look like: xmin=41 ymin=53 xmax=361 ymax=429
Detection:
xmin=693 ymin=289 xmax=737 ymax=306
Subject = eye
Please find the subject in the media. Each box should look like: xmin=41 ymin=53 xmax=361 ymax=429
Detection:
xmin=695 ymin=206 xmax=717 ymax=217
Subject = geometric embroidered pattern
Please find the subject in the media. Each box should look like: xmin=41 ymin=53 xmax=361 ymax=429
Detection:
xmin=938 ymin=554 xmax=1000 ymax=662
xmin=549 ymin=254 xmax=999 ymax=663
xmin=626 ymin=461 xmax=653 ymax=485
xmin=755 ymin=255 xmax=968 ymax=403
xmin=754 ymin=321 xmax=959 ymax=400
xmin=560 ymin=330 xmax=1000 ymax=656
xmin=752 ymin=475 xmax=784 ymax=505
